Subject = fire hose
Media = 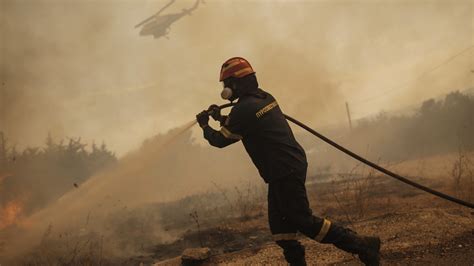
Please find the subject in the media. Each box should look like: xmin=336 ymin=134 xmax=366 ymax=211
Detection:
xmin=209 ymin=103 xmax=474 ymax=209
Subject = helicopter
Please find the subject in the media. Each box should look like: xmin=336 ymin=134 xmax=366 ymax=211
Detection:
xmin=135 ymin=0 xmax=202 ymax=39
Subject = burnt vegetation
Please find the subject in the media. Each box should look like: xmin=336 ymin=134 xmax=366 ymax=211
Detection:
xmin=0 ymin=134 xmax=117 ymax=217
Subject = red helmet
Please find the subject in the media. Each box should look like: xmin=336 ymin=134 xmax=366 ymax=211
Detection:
xmin=219 ymin=57 xmax=255 ymax=81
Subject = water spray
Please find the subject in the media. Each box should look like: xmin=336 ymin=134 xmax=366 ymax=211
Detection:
xmin=199 ymin=103 xmax=474 ymax=209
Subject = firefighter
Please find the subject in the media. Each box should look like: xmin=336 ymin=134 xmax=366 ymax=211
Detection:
xmin=196 ymin=57 xmax=381 ymax=266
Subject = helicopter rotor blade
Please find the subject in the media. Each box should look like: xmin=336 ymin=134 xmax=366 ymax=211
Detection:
xmin=188 ymin=0 xmax=201 ymax=12
xmin=135 ymin=0 xmax=176 ymax=28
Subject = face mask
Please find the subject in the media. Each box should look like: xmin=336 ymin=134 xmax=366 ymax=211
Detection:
xmin=221 ymin=87 xmax=233 ymax=100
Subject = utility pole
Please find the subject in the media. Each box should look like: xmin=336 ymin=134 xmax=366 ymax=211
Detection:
xmin=0 ymin=131 xmax=5 ymax=169
xmin=345 ymin=101 xmax=353 ymax=131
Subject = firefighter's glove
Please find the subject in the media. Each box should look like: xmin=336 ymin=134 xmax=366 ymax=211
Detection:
xmin=196 ymin=110 xmax=209 ymax=128
xmin=208 ymin=104 xmax=222 ymax=122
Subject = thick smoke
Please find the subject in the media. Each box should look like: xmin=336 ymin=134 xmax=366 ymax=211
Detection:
xmin=1 ymin=120 xmax=257 ymax=260
xmin=1 ymin=0 xmax=471 ymax=154
xmin=0 ymin=0 xmax=472 ymax=262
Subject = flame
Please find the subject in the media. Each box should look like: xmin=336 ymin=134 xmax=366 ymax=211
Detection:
xmin=0 ymin=173 xmax=11 ymax=185
xmin=0 ymin=200 xmax=24 ymax=230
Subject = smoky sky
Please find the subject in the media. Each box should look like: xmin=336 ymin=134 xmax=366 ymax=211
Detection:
xmin=0 ymin=0 xmax=473 ymax=260
xmin=1 ymin=0 xmax=472 ymax=155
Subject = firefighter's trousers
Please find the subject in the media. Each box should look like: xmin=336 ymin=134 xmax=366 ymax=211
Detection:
xmin=268 ymin=172 xmax=353 ymax=264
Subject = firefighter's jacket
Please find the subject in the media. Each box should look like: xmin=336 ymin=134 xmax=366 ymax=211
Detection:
xmin=203 ymin=89 xmax=307 ymax=183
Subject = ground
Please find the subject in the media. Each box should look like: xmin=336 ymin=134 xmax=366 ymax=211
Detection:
xmin=4 ymin=154 xmax=473 ymax=265
xmin=145 ymin=154 xmax=474 ymax=265
xmin=150 ymin=197 xmax=473 ymax=265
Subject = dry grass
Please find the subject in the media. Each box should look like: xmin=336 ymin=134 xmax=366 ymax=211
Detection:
xmin=21 ymin=224 xmax=107 ymax=266
xmin=6 ymin=152 xmax=474 ymax=265
xmin=451 ymin=145 xmax=474 ymax=202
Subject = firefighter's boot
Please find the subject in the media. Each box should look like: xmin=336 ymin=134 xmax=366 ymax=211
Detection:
xmin=319 ymin=221 xmax=381 ymax=266
xmin=276 ymin=240 xmax=307 ymax=266
xmin=288 ymin=257 xmax=307 ymax=266
xmin=335 ymin=233 xmax=381 ymax=266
